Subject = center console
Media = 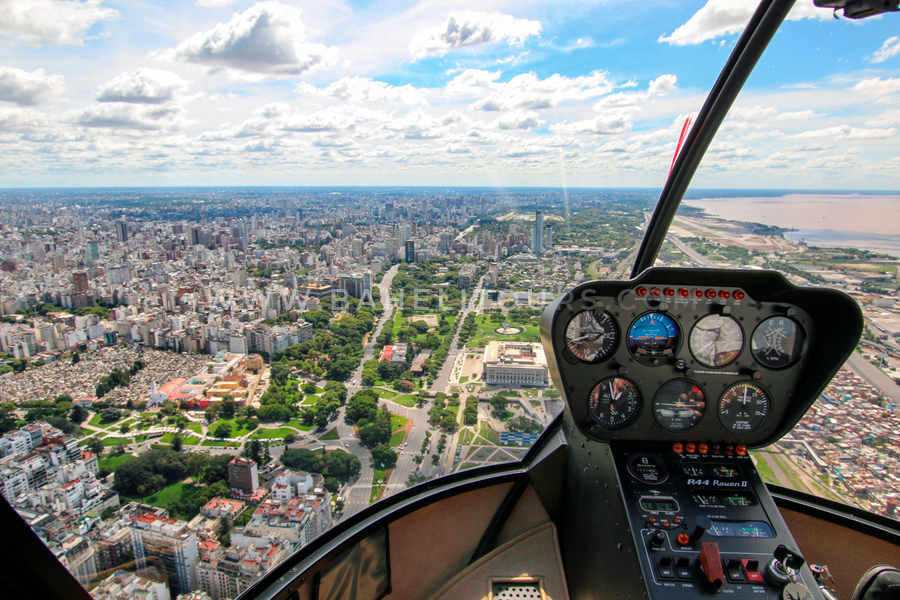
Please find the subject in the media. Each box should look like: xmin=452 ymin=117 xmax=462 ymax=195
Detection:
xmin=615 ymin=441 xmax=818 ymax=600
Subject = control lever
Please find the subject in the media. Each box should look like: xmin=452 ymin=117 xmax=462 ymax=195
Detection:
xmin=699 ymin=541 xmax=725 ymax=590
xmin=766 ymin=545 xmax=806 ymax=587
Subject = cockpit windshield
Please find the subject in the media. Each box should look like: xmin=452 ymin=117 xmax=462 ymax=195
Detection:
xmin=0 ymin=1 xmax=898 ymax=599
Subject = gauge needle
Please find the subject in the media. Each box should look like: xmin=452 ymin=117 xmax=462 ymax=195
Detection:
xmin=609 ymin=380 xmax=621 ymax=401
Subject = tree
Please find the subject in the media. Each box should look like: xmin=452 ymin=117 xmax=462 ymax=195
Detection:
xmin=358 ymin=410 xmax=392 ymax=447
xmin=395 ymin=379 xmax=414 ymax=393
xmin=490 ymin=394 xmax=508 ymax=412
xmin=86 ymin=437 xmax=104 ymax=455
xmin=361 ymin=368 xmax=377 ymax=386
xmin=205 ymin=407 xmax=217 ymax=423
xmin=172 ymin=434 xmax=183 ymax=452
xmin=100 ymin=408 xmax=122 ymax=423
xmin=70 ymin=404 xmax=86 ymax=424
xmin=72 ymin=352 xmax=80 ymax=364
xmin=346 ymin=390 xmax=378 ymax=423
xmin=284 ymin=433 xmax=297 ymax=446
xmin=324 ymin=381 xmax=348 ymax=404
xmin=214 ymin=422 xmax=233 ymax=438
xmin=371 ymin=443 xmax=397 ymax=469
xmin=220 ymin=397 xmax=236 ymax=418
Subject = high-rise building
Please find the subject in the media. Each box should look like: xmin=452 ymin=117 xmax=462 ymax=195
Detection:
xmin=532 ymin=211 xmax=544 ymax=255
xmin=405 ymin=240 xmax=415 ymax=263
xmin=130 ymin=512 xmax=198 ymax=596
xmin=228 ymin=457 xmax=258 ymax=493
xmin=545 ymin=226 xmax=553 ymax=250
xmin=73 ymin=272 xmax=89 ymax=294
xmin=85 ymin=241 xmax=100 ymax=267
xmin=115 ymin=221 xmax=128 ymax=243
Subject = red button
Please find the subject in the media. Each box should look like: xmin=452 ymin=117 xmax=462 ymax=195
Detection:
xmin=649 ymin=517 xmax=656 ymax=523
xmin=674 ymin=517 xmax=682 ymax=524
xmin=662 ymin=522 xmax=670 ymax=528
xmin=677 ymin=533 xmax=690 ymax=546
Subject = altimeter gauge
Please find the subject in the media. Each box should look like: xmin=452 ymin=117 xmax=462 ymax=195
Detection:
xmin=565 ymin=309 xmax=619 ymax=363
xmin=751 ymin=317 xmax=806 ymax=369
xmin=689 ymin=314 xmax=744 ymax=367
xmin=718 ymin=382 xmax=770 ymax=434
xmin=588 ymin=377 xmax=641 ymax=430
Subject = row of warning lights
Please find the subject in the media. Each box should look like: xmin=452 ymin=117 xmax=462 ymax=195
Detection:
xmin=635 ymin=287 xmax=746 ymax=300
xmin=673 ymin=442 xmax=748 ymax=456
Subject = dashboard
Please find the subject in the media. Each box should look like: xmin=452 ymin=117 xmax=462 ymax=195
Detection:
xmin=542 ymin=268 xmax=863 ymax=600
xmin=541 ymin=267 xmax=863 ymax=448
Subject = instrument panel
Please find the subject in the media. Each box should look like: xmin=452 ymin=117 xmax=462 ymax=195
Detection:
xmin=541 ymin=268 xmax=863 ymax=447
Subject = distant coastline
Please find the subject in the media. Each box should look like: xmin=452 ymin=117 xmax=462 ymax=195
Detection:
xmin=683 ymin=193 xmax=900 ymax=257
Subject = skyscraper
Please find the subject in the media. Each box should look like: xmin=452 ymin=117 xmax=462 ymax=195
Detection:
xmin=405 ymin=240 xmax=415 ymax=263
xmin=84 ymin=241 xmax=99 ymax=267
xmin=532 ymin=211 xmax=544 ymax=255
xmin=130 ymin=512 xmax=198 ymax=596
xmin=73 ymin=272 xmax=89 ymax=294
xmin=115 ymin=221 xmax=128 ymax=243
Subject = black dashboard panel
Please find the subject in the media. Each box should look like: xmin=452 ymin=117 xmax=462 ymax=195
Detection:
xmin=540 ymin=268 xmax=863 ymax=448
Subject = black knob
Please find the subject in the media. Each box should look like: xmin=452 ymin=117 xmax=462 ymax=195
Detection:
xmin=650 ymin=531 xmax=666 ymax=549
xmin=692 ymin=515 xmax=711 ymax=542
xmin=775 ymin=545 xmax=805 ymax=570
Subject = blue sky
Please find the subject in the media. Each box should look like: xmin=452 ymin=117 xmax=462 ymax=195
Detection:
xmin=0 ymin=0 xmax=899 ymax=189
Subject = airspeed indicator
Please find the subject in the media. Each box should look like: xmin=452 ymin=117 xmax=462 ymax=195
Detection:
xmin=718 ymin=382 xmax=771 ymax=434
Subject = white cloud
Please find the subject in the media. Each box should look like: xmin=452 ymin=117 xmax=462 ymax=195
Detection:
xmin=0 ymin=67 xmax=64 ymax=106
xmin=0 ymin=0 xmax=116 ymax=46
xmin=593 ymin=74 xmax=676 ymax=111
xmin=448 ymin=69 xmax=615 ymax=111
xmin=495 ymin=111 xmax=543 ymax=130
xmin=853 ymin=77 xmax=900 ymax=97
xmin=410 ymin=12 xmax=541 ymax=60
xmin=170 ymin=1 xmax=338 ymax=79
xmin=868 ymin=36 xmax=900 ymax=63
xmin=97 ymin=69 xmax=188 ymax=104
xmin=792 ymin=124 xmax=897 ymax=140
xmin=659 ymin=0 xmax=828 ymax=46
xmin=551 ymin=114 xmax=632 ymax=135
xmin=299 ymin=77 xmax=428 ymax=106
xmin=72 ymin=103 xmax=184 ymax=131
xmin=0 ymin=107 xmax=49 ymax=132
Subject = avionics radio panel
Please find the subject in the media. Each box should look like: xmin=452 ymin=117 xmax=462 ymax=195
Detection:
xmin=614 ymin=441 xmax=820 ymax=600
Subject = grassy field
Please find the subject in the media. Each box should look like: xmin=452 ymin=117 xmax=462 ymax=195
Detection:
xmin=88 ymin=412 xmax=124 ymax=428
xmin=184 ymin=422 xmax=203 ymax=434
xmin=371 ymin=388 xmax=398 ymax=398
xmin=144 ymin=481 xmax=190 ymax=508
xmin=391 ymin=394 xmax=418 ymax=407
xmin=254 ymin=427 xmax=296 ymax=439
xmin=321 ymin=428 xmax=340 ymax=440
xmin=208 ymin=418 xmax=256 ymax=436
xmin=391 ymin=414 xmax=409 ymax=430
xmin=102 ymin=438 xmax=130 ymax=447
xmin=284 ymin=420 xmax=314 ymax=431
xmin=98 ymin=453 xmax=135 ymax=471
xmin=202 ymin=440 xmax=239 ymax=447
xmin=390 ymin=430 xmax=406 ymax=446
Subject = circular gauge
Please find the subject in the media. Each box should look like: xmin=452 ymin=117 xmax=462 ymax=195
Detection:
xmin=653 ymin=379 xmax=706 ymax=432
xmin=627 ymin=453 xmax=669 ymax=485
xmin=718 ymin=382 xmax=771 ymax=434
xmin=628 ymin=312 xmax=680 ymax=359
xmin=565 ymin=310 xmax=619 ymax=363
xmin=689 ymin=314 xmax=744 ymax=367
xmin=751 ymin=317 xmax=806 ymax=369
xmin=588 ymin=377 xmax=641 ymax=430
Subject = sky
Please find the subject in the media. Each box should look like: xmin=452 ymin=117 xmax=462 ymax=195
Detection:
xmin=0 ymin=0 xmax=899 ymax=189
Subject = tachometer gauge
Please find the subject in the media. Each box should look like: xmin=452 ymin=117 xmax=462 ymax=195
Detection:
xmin=565 ymin=310 xmax=619 ymax=363
xmin=652 ymin=379 xmax=706 ymax=432
xmin=689 ymin=314 xmax=743 ymax=367
xmin=588 ymin=377 xmax=641 ymax=430
xmin=628 ymin=312 xmax=680 ymax=359
xmin=751 ymin=317 xmax=806 ymax=369
xmin=718 ymin=382 xmax=770 ymax=434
